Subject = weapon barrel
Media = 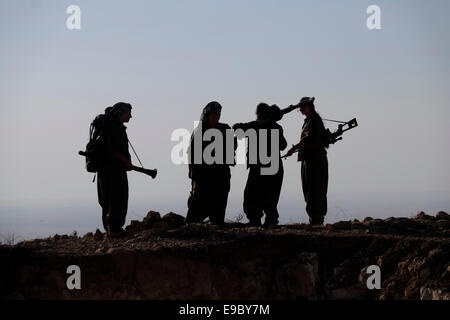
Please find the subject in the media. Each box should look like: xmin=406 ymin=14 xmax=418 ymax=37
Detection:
xmin=79 ymin=151 xmax=157 ymax=179
xmin=131 ymin=165 xmax=157 ymax=179
xmin=279 ymin=104 xmax=300 ymax=116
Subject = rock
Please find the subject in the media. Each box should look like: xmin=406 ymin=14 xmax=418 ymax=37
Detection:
xmin=420 ymin=287 xmax=450 ymax=300
xmin=419 ymin=268 xmax=431 ymax=280
xmin=440 ymin=265 xmax=450 ymax=280
xmin=125 ymin=220 xmax=143 ymax=233
xmin=82 ymin=232 xmax=93 ymax=240
xmin=415 ymin=211 xmax=434 ymax=220
xmin=130 ymin=220 xmax=140 ymax=226
xmin=144 ymin=211 xmax=161 ymax=224
xmin=436 ymin=220 xmax=450 ymax=229
xmin=106 ymin=247 xmax=133 ymax=255
xmin=329 ymin=258 xmax=366 ymax=289
xmin=364 ymin=218 xmax=384 ymax=226
xmin=274 ymin=253 xmax=319 ymax=298
xmin=162 ymin=212 xmax=185 ymax=228
xmin=378 ymin=250 xmax=402 ymax=271
xmin=93 ymin=229 xmax=103 ymax=241
xmin=404 ymin=284 xmax=420 ymax=299
xmin=333 ymin=221 xmax=352 ymax=230
xmin=363 ymin=217 xmax=373 ymax=223
xmin=150 ymin=220 xmax=170 ymax=232
xmin=328 ymin=284 xmax=369 ymax=300
xmin=436 ymin=211 xmax=450 ymax=221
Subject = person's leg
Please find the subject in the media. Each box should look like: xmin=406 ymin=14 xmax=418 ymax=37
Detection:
xmin=243 ymin=167 xmax=263 ymax=226
xmin=97 ymin=171 xmax=109 ymax=232
xmin=107 ymin=169 xmax=129 ymax=232
xmin=263 ymin=207 xmax=279 ymax=226
xmin=209 ymin=175 xmax=230 ymax=225
xmin=263 ymin=164 xmax=283 ymax=226
xmin=186 ymin=180 xmax=209 ymax=223
xmin=303 ymin=157 xmax=328 ymax=225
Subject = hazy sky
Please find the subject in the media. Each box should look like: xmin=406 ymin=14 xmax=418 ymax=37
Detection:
xmin=1 ymin=0 xmax=449 ymax=234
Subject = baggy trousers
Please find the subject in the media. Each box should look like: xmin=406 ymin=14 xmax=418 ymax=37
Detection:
xmin=244 ymin=163 xmax=284 ymax=225
xmin=97 ymin=165 xmax=129 ymax=232
xmin=186 ymin=171 xmax=230 ymax=225
xmin=301 ymin=155 xmax=328 ymax=224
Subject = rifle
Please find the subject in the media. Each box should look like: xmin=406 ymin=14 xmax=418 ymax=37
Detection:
xmin=324 ymin=118 xmax=358 ymax=144
xmin=78 ymin=151 xmax=157 ymax=178
xmin=282 ymin=118 xmax=358 ymax=159
xmin=268 ymin=97 xmax=317 ymax=122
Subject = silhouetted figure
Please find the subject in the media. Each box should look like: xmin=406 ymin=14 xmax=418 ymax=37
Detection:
xmin=186 ymin=102 xmax=236 ymax=225
xmin=284 ymin=97 xmax=329 ymax=225
xmin=97 ymin=102 xmax=134 ymax=237
xmin=233 ymin=103 xmax=288 ymax=227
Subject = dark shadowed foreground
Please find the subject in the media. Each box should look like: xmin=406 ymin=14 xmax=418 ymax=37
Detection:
xmin=1 ymin=211 xmax=449 ymax=300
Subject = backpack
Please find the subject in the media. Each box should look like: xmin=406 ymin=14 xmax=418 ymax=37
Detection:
xmin=82 ymin=110 xmax=115 ymax=172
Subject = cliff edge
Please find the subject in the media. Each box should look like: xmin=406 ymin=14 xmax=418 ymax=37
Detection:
xmin=1 ymin=211 xmax=449 ymax=300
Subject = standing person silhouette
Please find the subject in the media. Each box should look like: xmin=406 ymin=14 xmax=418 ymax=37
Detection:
xmin=186 ymin=101 xmax=236 ymax=225
xmin=97 ymin=102 xmax=133 ymax=237
xmin=284 ymin=97 xmax=329 ymax=226
xmin=233 ymin=103 xmax=287 ymax=227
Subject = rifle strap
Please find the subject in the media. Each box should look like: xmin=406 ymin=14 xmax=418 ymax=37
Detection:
xmin=128 ymin=139 xmax=144 ymax=168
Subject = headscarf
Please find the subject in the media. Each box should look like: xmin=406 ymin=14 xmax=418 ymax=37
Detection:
xmin=105 ymin=102 xmax=132 ymax=120
xmin=188 ymin=101 xmax=222 ymax=171
xmin=199 ymin=101 xmax=222 ymax=128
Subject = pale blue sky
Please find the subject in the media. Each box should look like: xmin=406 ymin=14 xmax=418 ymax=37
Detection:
xmin=1 ymin=1 xmax=449 ymax=236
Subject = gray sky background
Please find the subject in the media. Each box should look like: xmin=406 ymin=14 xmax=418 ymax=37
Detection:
xmin=1 ymin=0 xmax=449 ymax=238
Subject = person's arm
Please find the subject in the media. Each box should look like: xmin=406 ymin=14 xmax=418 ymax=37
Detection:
xmin=279 ymin=127 xmax=288 ymax=151
xmin=232 ymin=121 xmax=258 ymax=131
xmin=228 ymin=124 xmax=238 ymax=166
xmin=284 ymin=119 xmax=324 ymax=157
xmin=113 ymin=151 xmax=133 ymax=170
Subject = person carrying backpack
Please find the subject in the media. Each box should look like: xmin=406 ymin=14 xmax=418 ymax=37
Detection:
xmin=92 ymin=102 xmax=133 ymax=237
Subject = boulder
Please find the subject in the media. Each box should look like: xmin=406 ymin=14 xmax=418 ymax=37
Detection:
xmin=363 ymin=217 xmax=373 ymax=224
xmin=162 ymin=212 xmax=186 ymax=228
xmin=415 ymin=211 xmax=434 ymax=220
xmin=274 ymin=253 xmax=319 ymax=299
xmin=144 ymin=211 xmax=161 ymax=224
xmin=333 ymin=221 xmax=352 ymax=230
xmin=93 ymin=229 xmax=104 ymax=241
xmin=436 ymin=211 xmax=449 ymax=221
xmin=420 ymin=287 xmax=450 ymax=300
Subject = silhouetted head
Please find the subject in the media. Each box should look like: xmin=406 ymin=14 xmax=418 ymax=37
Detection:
xmin=299 ymin=97 xmax=315 ymax=117
xmin=256 ymin=103 xmax=270 ymax=121
xmin=200 ymin=101 xmax=222 ymax=128
xmin=109 ymin=102 xmax=132 ymax=123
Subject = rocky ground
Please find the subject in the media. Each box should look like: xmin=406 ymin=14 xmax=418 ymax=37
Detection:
xmin=1 ymin=211 xmax=449 ymax=300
